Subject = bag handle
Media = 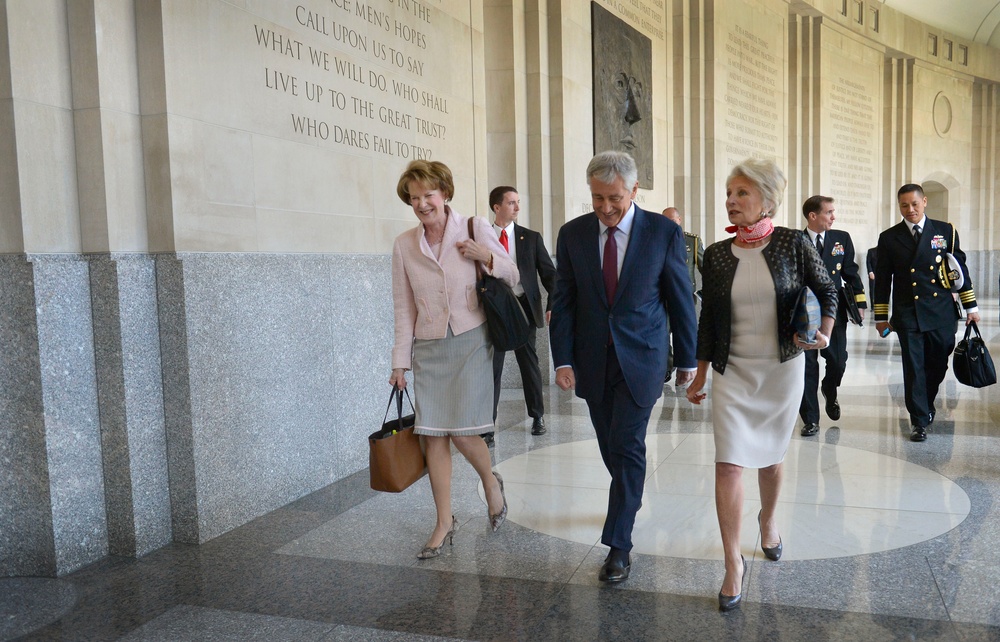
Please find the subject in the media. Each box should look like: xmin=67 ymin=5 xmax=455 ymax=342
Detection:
xmin=965 ymin=320 xmax=982 ymax=342
xmin=382 ymin=386 xmax=414 ymax=431
xmin=467 ymin=218 xmax=484 ymax=281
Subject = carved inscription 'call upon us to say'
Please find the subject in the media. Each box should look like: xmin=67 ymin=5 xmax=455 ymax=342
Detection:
xmin=254 ymin=0 xmax=453 ymax=161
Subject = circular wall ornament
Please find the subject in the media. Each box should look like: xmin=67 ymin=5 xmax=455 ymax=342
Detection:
xmin=933 ymin=92 xmax=952 ymax=136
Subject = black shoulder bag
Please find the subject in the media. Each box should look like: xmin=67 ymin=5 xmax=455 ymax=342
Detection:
xmin=467 ymin=218 xmax=531 ymax=351
xmin=953 ymin=321 xmax=996 ymax=388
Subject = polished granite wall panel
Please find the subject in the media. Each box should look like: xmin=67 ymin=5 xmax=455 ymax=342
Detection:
xmin=29 ymin=254 xmax=108 ymax=575
xmin=155 ymin=254 xmax=199 ymax=543
xmin=159 ymin=253 xmax=393 ymax=543
xmin=0 ymin=256 xmax=55 ymax=577
xmin=326 ymin=254 xmax=394 ymax=479
xmin=89 ymin=254 xmax=171 ymax=557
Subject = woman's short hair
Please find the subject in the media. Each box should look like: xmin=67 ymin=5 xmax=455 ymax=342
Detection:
xmin=396 ymin=160 xmax=454 ymax=204
xmin=727 ymin=159 xmax=787 ymax=216
xmin=587 ymin=151 xmax=638 ymax=188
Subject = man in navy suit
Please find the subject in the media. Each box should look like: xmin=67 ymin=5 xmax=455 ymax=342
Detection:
xmin=798 ymin=195 xmax=867 ymax=437
xmin=874 ymin=183 xmax=979 ymax=442
xmin=489 ymin=186 xmax=557 ymax=437
xmin=549 ymin=151 xmax=697 ymax=583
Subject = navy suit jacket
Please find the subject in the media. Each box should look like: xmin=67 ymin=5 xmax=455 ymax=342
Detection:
xmin=549 ymin=206 xmax=697 ymax=407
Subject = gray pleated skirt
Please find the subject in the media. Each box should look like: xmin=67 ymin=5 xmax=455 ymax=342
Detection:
xmin=412 ymin=323 xmax=494 ymax=437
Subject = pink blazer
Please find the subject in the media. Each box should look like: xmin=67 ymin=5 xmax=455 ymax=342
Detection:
xmin=391 ymin=208 xmax=519 ymax=369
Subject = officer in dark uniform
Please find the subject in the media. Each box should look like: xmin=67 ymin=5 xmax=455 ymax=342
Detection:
xmin=799 ymin=196 xmax=866 ymax=437
xmin=874 ymin=184 xmax=980 ymax=442
xmin=662 ymin=207 xmax=703 ymax=383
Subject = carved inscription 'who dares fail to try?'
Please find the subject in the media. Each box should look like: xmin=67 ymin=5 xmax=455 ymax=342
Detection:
xmin=255 ymin=0 xmax=449 ymax=160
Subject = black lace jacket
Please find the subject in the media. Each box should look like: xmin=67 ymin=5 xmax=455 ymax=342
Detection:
xmin=697 ymin=226 xmax=838 ymax=374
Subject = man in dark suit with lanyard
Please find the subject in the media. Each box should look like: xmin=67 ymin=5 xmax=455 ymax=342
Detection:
xmin=489 ymin=186 xmax=557 ymax=438
xmin=799 ymin=195 xmax=867 ymax=436
xmin=549 ymin=151 xmax=697 ymax=583
xmin=874 ymin=184 xmax=980 ymax=442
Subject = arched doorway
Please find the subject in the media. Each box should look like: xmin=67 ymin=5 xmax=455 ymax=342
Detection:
xmin=923 ymin=180 xmax=949 ymax=222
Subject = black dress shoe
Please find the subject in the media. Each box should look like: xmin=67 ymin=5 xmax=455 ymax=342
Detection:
xmin=598 ymin=548 xmax=631 ymax=583
xmin=481 ymin=432 xmax=495 ymax=447
xmin=800 ymin=422 xmax=820 ymax=437
xmin=821 ymin=389 xmax=841 ymax=421
xmin=664 ymin=368 xmax=674 ymax=383
xmin=531 ymin=417 xmax=546 ymax=436
xmin=929 ymin=411 xmax=936 ymax=424
xmin=910 ymin=426 xmax=927 ymax=442
xmin=718 ymin=555 xmax=746 ymax=612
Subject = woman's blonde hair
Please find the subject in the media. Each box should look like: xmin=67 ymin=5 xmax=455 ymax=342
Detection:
xmin=727 ymin=158 xmax=787 ymax=216
xmin=396 ymin=160 xmax=454 ymax=204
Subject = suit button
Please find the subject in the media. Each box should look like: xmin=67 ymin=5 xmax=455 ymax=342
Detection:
xmin=931 ymin=279 xmax=936 ymax=284
xmin=933 ymin=293 xmax=938 ymax=297
xmin=914 ymin=296 xmax=919 ymax=300
xmin=912 ymin=282 xmax=917 ymax=287
xmin=910 ymin=268 xmax=915 ymax=273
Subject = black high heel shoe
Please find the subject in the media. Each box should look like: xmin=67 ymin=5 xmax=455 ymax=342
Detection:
xmin=757 ymin=510 xmax=783 ymax=561
xmin=718 ymin=555 xmax=746 ymax=612
xmin=417 ymin=516 xmax=457 ymax=560
xmin=489 ymin=471 xmax=508 ymax=532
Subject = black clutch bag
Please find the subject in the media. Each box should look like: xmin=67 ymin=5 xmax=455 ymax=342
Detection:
xmin=791 ymin=286 xmax=821 ymax=345
xmin=840 ymin=283 xmax=863 ymax=326
xmin=953 ymin=322 xmax=996 ymax=388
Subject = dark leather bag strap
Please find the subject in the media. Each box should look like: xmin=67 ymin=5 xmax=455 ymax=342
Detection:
xmin=467 ymin=218 xmax=483 ymax=281
xmin=382 ymin=386 xmax=414 ymax=430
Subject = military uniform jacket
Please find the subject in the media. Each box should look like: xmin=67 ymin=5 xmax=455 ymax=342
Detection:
xmin=873 ymin=217 xmax=977 ymax=332
xmin=683 ymin=232 xmax=705 ymax=292
xmin=805 ymin=228 xmax=867 ymax=324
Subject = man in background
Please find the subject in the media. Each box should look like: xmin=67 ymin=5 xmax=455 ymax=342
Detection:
xmin=798 ymin=196 xmax=866 ymax=437
xmin=487 ymin=186 xmax=557 ymax=441
xmin=874 ymin=184 xmax=979 ymax=442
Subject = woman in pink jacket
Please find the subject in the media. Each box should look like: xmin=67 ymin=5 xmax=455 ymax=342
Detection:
xmin=389 ymin=160 xmax=520 ymax=559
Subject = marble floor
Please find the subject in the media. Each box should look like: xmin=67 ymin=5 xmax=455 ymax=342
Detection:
xmin=4 ymin=307 xmax=1000 ymax=641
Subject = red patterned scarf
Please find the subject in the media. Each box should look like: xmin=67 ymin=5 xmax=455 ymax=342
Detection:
xmin=725 ymin=215 xmax=774 ymax=243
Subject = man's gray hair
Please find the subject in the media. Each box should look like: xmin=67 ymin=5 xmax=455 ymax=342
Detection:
xmin=727 ymin=158 xmax=787 ymax=216
xmin=587 ymin=151 xmax=638 ymax=188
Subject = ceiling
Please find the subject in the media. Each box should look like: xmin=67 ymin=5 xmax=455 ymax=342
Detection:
xmin=882 ymin=0 xmax=1000 ymax=48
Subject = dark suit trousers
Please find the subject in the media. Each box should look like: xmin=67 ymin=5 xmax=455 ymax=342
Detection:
xmin=799 ymin=318 xmax=848 ymax=423
xmin=896 ymin=325 xmax=955 ymax=427
xmin=586 ymin=345 xmax=652 ymax=552
xmin=492 ymin=296 xmax=544 ymax=421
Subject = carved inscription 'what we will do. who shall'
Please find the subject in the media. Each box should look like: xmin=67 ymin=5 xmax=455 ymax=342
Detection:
xmin=255 ymin=0 xmax=452 ymax=161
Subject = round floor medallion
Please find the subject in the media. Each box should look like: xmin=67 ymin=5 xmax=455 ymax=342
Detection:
xmin=494 ymin=433 xmax=970 ymax=561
